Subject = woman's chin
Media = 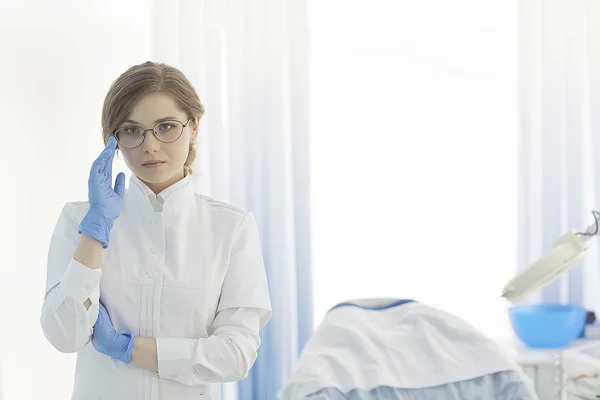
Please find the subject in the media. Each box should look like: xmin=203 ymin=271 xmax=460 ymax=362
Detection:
xmin=134 ymin=167 xmax=185 ymax=187
xmin=135 ymin=169 xmax=172 ymax=184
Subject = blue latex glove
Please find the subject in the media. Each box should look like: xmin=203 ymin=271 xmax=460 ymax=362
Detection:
xmin=78 ymin=136 xmax=126 ymax=248
xmin=92 ymin=301 xmax=134 ymax=364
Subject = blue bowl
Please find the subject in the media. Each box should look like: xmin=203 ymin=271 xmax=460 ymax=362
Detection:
xmin=509 ymin=304 xmax=587 ymax=349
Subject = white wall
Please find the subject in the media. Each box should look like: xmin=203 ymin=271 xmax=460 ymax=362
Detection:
xmin=0 ymin=1 xmax=152 ymax=398
xmin=309 ymin=0 xmax=519 ymax=339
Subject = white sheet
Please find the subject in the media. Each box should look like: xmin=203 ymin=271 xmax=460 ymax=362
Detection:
xmin=279 ymin=300 xmax=530 ymax=399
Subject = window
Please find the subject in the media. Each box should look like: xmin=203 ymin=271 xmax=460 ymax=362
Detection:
xmin=309 ymin=0 xmax=518 ymax=339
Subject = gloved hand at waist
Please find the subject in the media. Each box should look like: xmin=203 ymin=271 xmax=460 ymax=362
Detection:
xmin=92 ymin=301 xmax=134 ymax=364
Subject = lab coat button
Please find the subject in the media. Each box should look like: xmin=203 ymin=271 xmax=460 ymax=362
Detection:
xmin=147 ymin=271 xmax=157 ymax=278
xmin=150 ymin=248 xmax=159 ymax=254
xmin=85 ymin=284 xmax=91 ymax=290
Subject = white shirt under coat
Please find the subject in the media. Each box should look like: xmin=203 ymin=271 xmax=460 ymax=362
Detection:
xmin=40 ymin=175 xmax=272 ymax=400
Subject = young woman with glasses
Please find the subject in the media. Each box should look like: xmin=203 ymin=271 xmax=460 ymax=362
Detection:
xmin=40 ymin=61 xmax=272 ymax=400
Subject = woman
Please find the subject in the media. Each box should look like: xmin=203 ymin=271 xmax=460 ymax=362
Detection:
xmin=40 ymin=62 xmax=272 ymax=400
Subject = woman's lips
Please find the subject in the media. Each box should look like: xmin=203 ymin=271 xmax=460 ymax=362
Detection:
xmin=142 ymin=161 xmax=166 ymax=168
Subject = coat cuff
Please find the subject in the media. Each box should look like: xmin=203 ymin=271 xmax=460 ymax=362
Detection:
xmin=58 ymin=258 xmax=101 ymax=303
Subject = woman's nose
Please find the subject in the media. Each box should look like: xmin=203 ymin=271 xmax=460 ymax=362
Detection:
xmin=141 ymin=131 xmax=161 ymax=152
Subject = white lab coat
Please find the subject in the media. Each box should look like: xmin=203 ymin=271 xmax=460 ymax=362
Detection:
xmin=40 ymin=175 xmax=272 ymax=400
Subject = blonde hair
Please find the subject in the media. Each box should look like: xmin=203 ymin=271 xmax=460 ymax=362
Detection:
xmin=101 ymin=61 xmax=205 ymax=176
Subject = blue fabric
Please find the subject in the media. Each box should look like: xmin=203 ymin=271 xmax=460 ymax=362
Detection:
xmin=329 ymin=299 xmax=415 ymax=312
xmin=235 ymin=187 xmax=313 ymax=400
xmin=303 ymin=371 xmax=535 ymax=400
xmin=229 ymin=2 xmax=312 ymax=398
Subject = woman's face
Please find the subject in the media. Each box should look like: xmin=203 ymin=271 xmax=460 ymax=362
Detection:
xmin=116 ymin=92 xmax=198 ymax=193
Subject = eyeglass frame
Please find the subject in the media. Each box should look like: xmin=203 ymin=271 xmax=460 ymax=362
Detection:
xmin=112 ymin=116 xmax=194 ymax=148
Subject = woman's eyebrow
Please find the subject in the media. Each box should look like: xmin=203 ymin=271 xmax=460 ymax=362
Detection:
xmin=122 ymin=116 xmax=179 ymax=125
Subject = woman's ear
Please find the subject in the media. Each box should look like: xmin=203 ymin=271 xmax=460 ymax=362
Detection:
xmin=193 ymin=116 xmax=201 ymax=136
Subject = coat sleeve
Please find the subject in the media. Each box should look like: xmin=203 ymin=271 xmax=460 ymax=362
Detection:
xmin=40 ymin=203 xmax=101 ymax=353
xmin=155 ymin=212 xmax=272 ymax=385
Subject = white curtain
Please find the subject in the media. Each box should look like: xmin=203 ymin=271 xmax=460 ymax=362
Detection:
xmin=519 ymin=0 xmax=600 ymax=307
xmin=151 ymin=1 xmax=312 ymax=398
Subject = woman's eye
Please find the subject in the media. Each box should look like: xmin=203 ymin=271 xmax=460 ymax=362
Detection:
xmin=124 ymin=126 xmax=141 ymax=135
xmin=158 ymin=123 xmax=173 ymax=131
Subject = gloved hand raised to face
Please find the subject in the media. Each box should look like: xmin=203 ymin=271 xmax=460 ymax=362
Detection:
xmin=92 ymin=301 xmax=134 ymax=364
xmin=78 ymin=136 xmax=126 ymax=248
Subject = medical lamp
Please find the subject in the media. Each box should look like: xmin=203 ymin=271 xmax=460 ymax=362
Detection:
xmin=501 ymin=212 xmax=600 ymax=303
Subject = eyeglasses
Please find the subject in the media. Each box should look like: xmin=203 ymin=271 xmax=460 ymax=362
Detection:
xmin=113 ymin=116 xmax=193 ymax=148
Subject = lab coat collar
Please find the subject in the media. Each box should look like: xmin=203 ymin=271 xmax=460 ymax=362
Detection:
xmin=127 ymin=174 xmax=195 ymax=215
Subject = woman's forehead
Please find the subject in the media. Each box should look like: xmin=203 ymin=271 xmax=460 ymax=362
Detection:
xmin=126 ymin=92 xmax=186 ymax=124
